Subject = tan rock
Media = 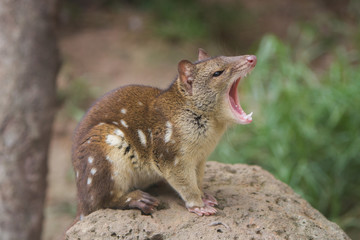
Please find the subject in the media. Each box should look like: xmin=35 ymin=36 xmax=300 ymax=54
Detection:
xmin=66 ymin=161 xmax=350 ymax=240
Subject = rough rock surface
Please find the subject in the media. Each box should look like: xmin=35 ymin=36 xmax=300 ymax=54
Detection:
xmin=66 ymin=162 xmax=349 ymax=240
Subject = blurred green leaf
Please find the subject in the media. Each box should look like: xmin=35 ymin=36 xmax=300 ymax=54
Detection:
xmin=57 ymin=77 xmax=96 ymax=121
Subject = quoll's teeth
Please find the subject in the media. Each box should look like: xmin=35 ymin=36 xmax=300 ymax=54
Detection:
xmin=244 ymin=112 xmax=253 ymax=120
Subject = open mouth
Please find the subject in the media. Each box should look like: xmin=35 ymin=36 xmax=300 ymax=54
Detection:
xmin=228 ymin=77 xmax=253 ymax=124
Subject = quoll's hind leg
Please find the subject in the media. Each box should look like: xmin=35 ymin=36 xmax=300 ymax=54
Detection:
xmin=127 ymin=190 xmax=159 ymax=214
xmin=73 ymin=123 xmax=123 ymax=216
xmin=108 ymin=190 xmax=159 ymax=214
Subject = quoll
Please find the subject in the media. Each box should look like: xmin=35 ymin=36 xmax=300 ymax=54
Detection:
xmin=72 ymin=49 xmax=257 ymax=220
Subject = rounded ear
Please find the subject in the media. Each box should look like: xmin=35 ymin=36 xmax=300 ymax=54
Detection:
xmin=178 ymin=60 xmax=195 ymax=95
xmin=198 ymin=48 xmax=210 ymax=61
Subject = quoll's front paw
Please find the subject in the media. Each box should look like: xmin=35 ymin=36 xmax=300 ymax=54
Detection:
xmin=187 ymin=205 xmax=217 ymax=216
xmin=202 ymin=192 xmax=218 ymax=207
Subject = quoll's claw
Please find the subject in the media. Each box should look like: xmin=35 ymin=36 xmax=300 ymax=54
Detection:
xmin=140 ymin=191 xmax=160 ymax=207
xmin=128 ymin=190 xmax=159 ymax=214
xmin=187 ymin=205 xmax=217 ymax=216
xmin=202 ymin=193 xmax=218 ymax=207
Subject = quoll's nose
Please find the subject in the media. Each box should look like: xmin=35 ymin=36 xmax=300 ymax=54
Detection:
xmin=246 ymin=55 xmax=257 ymax=67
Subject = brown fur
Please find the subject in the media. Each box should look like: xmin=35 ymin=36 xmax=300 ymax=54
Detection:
xmin=72 ymin=49 xmax=256 ymax=219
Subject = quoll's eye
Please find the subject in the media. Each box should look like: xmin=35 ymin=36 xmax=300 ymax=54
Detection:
xmin=212 ymin=70 xmax=224 ymax=77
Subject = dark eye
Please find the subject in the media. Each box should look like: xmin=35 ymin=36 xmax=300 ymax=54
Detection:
xmin=212 ymin=70 xmax=224 ymax=77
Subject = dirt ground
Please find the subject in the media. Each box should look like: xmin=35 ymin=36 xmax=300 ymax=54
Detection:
xmin=43 ymin=2 xmax=334 ymax=239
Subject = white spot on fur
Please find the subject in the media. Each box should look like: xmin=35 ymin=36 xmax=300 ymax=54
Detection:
xmin=87 ymin=177 xmax=92 ymax=185
xmin=88 ymin=156 xmax=94 ymax=164
xmin=114 ymin=128 xmax=124 ymax=137
xmin=174 ymin=157 xmax=180 ymax=166
xmin=87 ymin=140 xmax=91 ymax=144
xmin=126 ymin=197 xmax=132 ymax=203
xmin=164 ymin=121 xmax=173 ymax=143
xmin=106 ymin=135 xmax=121 ymax=146
xmin=138 ymin=129 xmax=147 ymax=146
xmin=148 ymin=129 xmax=153 ymax=140
xmin=106 ymin=155 xmax=113 ymax=163
xmin=90 ymin=168 xmax=97 ymax=175
xmin=134 ymin=151 xmax=139 ymax=160
xmin=138 ymin=101 xmax=144 ymax=106
xmin=121 ymin=108 xmax=127 ymax=114
xmin=97 ymin=123 xmax=105 ymax=126
xmin=112 ymin=121 xmax=119 ymax=125
xmin=120 ymin=119 xmax=128 ymax=128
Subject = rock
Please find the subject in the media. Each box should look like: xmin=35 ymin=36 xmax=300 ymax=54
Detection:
xmin=66 ymin=162 xmax=350 ymax=240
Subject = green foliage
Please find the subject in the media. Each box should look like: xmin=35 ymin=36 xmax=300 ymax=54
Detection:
xmin=141 ymin=0 xmax=208 ymax=41
xmin=132 ymin=0 xmax=248 ymax=44
xmin=211 ymin=35 xmax=360 ymax=230
xmin=57 ymin=77 xmax=97 ymax=121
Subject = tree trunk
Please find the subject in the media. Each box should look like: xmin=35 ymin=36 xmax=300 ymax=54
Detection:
xmin=0 ymin=0 xmax=60 ymax=239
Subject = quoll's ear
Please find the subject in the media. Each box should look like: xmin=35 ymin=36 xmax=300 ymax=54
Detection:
xmin=178 ymin=60 xmax=195 ymax=95
xmin=198 ymin=48 xmax=210 ymax=61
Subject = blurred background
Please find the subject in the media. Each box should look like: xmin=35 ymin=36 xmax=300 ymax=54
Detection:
xmin=46 ymin=0 xmax=360 ymax=239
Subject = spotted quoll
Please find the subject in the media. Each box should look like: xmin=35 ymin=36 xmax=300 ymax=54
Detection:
xmin=72 ymin=49 xmax=257 ymax=219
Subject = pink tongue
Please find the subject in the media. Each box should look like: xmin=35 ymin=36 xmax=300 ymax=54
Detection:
xmin=230 ymin=95 xmax=243 ymax=114
xmin=229 ymin=78 xmax=244 ymax=115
